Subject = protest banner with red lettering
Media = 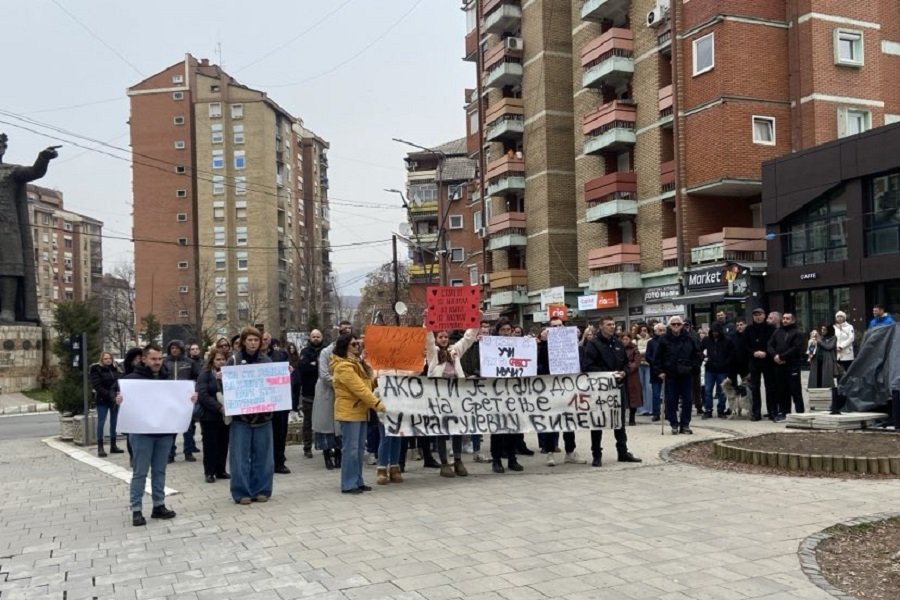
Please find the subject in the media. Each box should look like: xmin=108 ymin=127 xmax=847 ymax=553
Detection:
xmin=479 ymin=335 xmax=538 ymax=377
xmin=425 ymin=285 xmax=481 ymax=331
xmin=364 ymin=325 xmax=426 ymax=372
xmin=221 ymin=362 xmax=292 ymax=416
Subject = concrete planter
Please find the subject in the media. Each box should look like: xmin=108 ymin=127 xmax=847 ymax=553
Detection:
xmin=59 ymin=415 xmax=74 ymax=441
xmin=712 ymin=438 xmax=900 ymax=475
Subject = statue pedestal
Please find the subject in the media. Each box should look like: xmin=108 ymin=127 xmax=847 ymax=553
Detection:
xmin=0 ymin=324 xmax=45 ymax=393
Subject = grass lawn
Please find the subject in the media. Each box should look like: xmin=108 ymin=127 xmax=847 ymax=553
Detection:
xmin=21 ymin=388 xmax=53 ymax=404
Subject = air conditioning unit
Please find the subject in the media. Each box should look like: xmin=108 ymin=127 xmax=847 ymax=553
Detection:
xmin=646 ymin=0 xmax=670 ymax=27
xmin=505 ymin=37 xmax=523 ymax=51
xmin=480 ymin=274 xmax=490 ymax=284
xmin=478 ymin=227 xmax=487 ymax=238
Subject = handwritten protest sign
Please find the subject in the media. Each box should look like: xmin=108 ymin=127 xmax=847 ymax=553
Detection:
xmin=548 ymin=326 xmax=581 ymax=375
xmin=425 ymin=285 xmax=481 ymax=331
xmin=479 ymin=335 xmax=537 ymax=377
xmin=221 ymin=362 xmax=292 ymax=416
xmin=378 ymin=372 xmax=622 ymax=436
xmin=118 ymin=380 xmax=195 ymax=434
xmin=364 ymin=325 xmax=426 ymax=372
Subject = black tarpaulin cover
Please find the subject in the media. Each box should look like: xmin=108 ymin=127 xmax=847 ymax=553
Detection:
xmin=838 ymin=323 xmax=899 ymax=412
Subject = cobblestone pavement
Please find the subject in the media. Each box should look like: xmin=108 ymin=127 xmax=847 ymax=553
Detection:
xmin=1 ymin=417 xmax=897 ymax=600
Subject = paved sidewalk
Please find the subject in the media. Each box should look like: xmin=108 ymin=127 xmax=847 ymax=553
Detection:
xmin=0 ymin=392 xmax=53 ymax=415
xmin=1 ymin=418 xmax=898 ymax=599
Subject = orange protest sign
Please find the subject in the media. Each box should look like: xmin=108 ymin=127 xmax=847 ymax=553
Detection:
xmin=363 ymin=325 xmax=426 ymax=372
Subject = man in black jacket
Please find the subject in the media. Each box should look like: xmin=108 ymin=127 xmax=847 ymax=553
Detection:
xmin=744 ymin=308 xmax=775 ymax=421
xmin=581 ymin=316 xmax=641 ymax=466
xmin=263 ymin=331 xmax=292 ymax=473
xmin=652 ymin=316 xmax=703 ymax=434
xmin=164 ymin=340 xmax=200 ymax=463
xmin=701 ymin=321 xmax=735 ymax=419
xmin=295 ymin=329 xmax=324 ymax=459
xmin=768 ymin=312 xmax=806 ymax=420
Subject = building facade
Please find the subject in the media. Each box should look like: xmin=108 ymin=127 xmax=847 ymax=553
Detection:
xmin=128 ymin=54 xmax=332 ymax=343
xmin=27 ymin=184 xmax=103 ymax=325
xmin=763 ymin=122 xmax=900 ymax=334
xmin=300 ymin=129 xmax=336 ymax=331
xmin=461 ymin=0 xmax=900 ymax=328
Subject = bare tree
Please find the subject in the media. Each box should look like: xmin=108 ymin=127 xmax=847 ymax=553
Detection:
xmin=99 ymin=266 xmax=137 ymax=357
xmin=354 ymin=262 xmax=420 ymax=330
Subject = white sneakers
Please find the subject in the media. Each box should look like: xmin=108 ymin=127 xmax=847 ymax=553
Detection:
xmin=565 ymin=452 xmax=587 ymax=464
xmin=547 ymin=454 xmax=556 ymax=467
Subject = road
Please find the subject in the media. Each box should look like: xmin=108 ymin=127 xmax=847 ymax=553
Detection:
xmin=0 ymin=413 xmax=59 ymax=440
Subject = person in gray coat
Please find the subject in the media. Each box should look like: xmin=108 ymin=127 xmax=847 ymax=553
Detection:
xmin=312 ymin=321 xmax=352 ymax=469
xmin=808 ymin=324 xmax=837 ymax=389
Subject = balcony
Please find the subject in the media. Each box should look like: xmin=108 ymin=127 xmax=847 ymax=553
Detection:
xmin=585 ymin=172 xmax=637 ymax=222
xmin=487 ymin=212 xmax=527 ymax=250
xmin=581 ymin=0 xmax=629 ymax=26
xmin=663 ymin=237 xmax=678 ymax=268
xmin=485 ymin=97 xmax=525 ymax=142
xmin=658 ymin=84 xmax=673 ymax=122
xmin=484 ymin=61 xmax=523 ymax=90
xmin=581 ymin=28 xmax=634 ymax=91
xmin=588 ymin=244 xmax=643 ymax=290
xmin=583 ymin=101 xmax=636 ymax=155
xmin=408 ymin=200 xmax=438 ymax=215
xmin=464 ymin=29 xmax=478 ymax=62
xmin=408 ymin=263 xmax=441 ymax=279
xmin=490 ymin=289 xmax=530 ymax=307
xmin=483 ymin=0 xmax=522 ymax=34
xmin=660 ymin=160 xmax=676 ymax=193
xmin=412 ymin=231 xmax=439 ymax=247
xmin=690 ymin=228 xmax=767 ymax=265
xmin=486 ymin=154 xmax=526 ymax=196
xmin=489 ymin=268 xmax=528 ymax=290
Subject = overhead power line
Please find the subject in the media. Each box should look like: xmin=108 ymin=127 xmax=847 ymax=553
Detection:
xmin=49 ymin=0 xmax=144 ymax=77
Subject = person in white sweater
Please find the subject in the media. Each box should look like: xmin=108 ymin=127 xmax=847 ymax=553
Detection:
xmin=833 ymin=310 xmax=855 ymax=372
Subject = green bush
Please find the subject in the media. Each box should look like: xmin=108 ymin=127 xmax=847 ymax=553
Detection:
xmin=53 ymin=372 xmax=86 ymax=416
xmin=50 ymin=299 xmax=101 ymax=415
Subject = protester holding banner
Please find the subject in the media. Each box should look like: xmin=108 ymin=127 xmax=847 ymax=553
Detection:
xmin=580 ymin=316 xmax=642 ymax=466
xmin=196 ymin=348 xmax=230 ymax=484
xmin=424 ymin=326 xmax=479 ymax=478
xmin=488 ymin=318 xmax=524 ymax=474
xmin=459 ymin=320 xmax=491 ymax=463
xmin=226 ymin=327 xmax=275 ymax=505
xmin=313 ymin=321 xmax=352 ymax=470
xmin=331 ymin=333 xmax=386 ymax=494
xmin=537 ymin=317 xmax=586 ymax=466
xmin=653 ymin=316 xmax=704 ymax=435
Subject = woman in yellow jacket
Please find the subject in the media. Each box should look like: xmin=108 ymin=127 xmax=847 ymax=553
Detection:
xmin=331 ymin=332 xmax=385 ymax=494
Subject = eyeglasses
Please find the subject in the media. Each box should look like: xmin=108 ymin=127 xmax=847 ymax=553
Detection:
xmin=349 ymin=342 xmax=360 ymax=348
xmin=670 ymin=323 xmax=683 ymax=327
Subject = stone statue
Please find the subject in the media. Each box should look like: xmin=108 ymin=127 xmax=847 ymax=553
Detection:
xmin=0 ymin=133 xmax=59 ymax=323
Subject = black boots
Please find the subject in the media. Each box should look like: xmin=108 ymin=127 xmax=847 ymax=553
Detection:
xmin=97 ymin=442 xmax=107 ymax=458
xmin=151 ymin=505 xmax=176 ymax=519
xmin=323 ymin=450 xmax=335 ymax=470
xmin=109 ymin=442 xmax=124 ymax=454
xmin=333 ymin=448 xmax=342 ymax=468
xmin=591 ymin=453 xmax=602 ymax=467
xmin=491 ymin=459 xmax=505 ymax=474
xmin=617 ymin=451 xmax=642 ymax=463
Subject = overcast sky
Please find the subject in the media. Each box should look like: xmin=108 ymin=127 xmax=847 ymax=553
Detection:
xmin=1 ymin=0 xmax=470 ymax=296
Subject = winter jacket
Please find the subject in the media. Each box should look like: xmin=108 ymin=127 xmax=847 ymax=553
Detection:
xmin=89 ymin=363 xmax=120 ymax=406
xmin=768 ymin=322 xmax=805 ymax=367
xmin=425 ymin=328 xmax=478 ymax=378
xmin=623 ymin=342 xmax=643 ymax=409
xmin=834 ymin=322 xmax=855 ymax=361
xmin=312 ymin=342 xmax=338 ymax=435
xmin=195 ymin=368 xmax=225 ymax=422
xmin=702 ymin=326 xmax=735 ymax=372
xmin=808 ymin=335 xmax=837 ymax=388
xmin=869 ymin=314 xmax=896 ymax=329
xmin=163 ymin=340 xmax=199 ymax=381
xmin=581 ymin=333 xmax=627 ymax=373
xmin=644 ymin=334 xmax=664 ymax=383
xmin=460 ymin=340 xmax=482 ymax=377
xmin=652 ymin=330 xmax=703 ymax=378
xmin=729 ymin=330 xmax=750 ymax=375
xmin=744 ymin=321 xmax=776 ymax=366
xmin=537 ymin=340 xmax=549 ymax=376
xmin=331 ymin=355 xmax=383 ymax=422
xmin=226 ymin=350 xmax=272 ymax=425
xmin=297 ymin=343 xmax=324 ymax=398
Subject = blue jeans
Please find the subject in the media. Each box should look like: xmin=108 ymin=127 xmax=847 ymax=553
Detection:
xmin=96 ymin=403 xmax=118 ymax=443
xmin=471 ymin=434 xmax=482 ymax=452
xmin=665 ymin=375 xmax=693 ymax=428
xmin=651 ymin=380 xmax=663 ymax=417
xmin=169 ymin=422 xmax=198 ymax=459
xmin=339 ymin=421 xmax=367 ymax=492
xmin=376 ymin=423 xmax=402 ymax=467
xmin=129 ymin=434 xmax=174 ymax=512
xmin=704 ymin=369 xmax=728 ymax=415
xmin=229 ymin=420 xmax=274 ymax=502
xmin=638 ymin=365 xmax=653 ymax=414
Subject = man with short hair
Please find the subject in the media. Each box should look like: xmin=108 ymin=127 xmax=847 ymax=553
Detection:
xmin=263 ymin=332 xmax=292 ymax=474
xmin=768 ymin=313 xmax=806 ymax=420
xmin=581 ymin=317 xmax=642 ymax=466
xmin=716 ymin=310 xmax=736 ymax=337
xmin=644 ymin=323 xmax=667 ymax=421
xmin=652 ymin=316 xmax=703 ymax=434
xmin=296 ymin=329 xmax=324 ymax=459
xmin=745 ymin=308 xmax=775 ymax=421
xmin=164 ymin=340 xmax=200 ymax=463
xmin=869 ymin=304 xmax=896 ymax=329
xmin=538 ymin=317 xmax=585 ymax=466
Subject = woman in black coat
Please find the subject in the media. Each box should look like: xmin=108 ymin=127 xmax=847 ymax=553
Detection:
xmin=89 ymin=352 xmax=123 ymax=457
xmin=196 ymin=348 xmax=231 ymax=483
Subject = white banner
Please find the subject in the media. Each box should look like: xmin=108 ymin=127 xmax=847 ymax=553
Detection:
xmin=479 ymin=335 xmax=538 ymax=377
xmin=548 ymin=326 xmax=581 ymax=375
xmin=221 ymin=362 xmax=292 ymax=416
xmin=541 ymin=286 xmax=565 ymax=309
xmin=379 ymin=373 xmax=623 ymax=436
xmin=117 ymin=380 xmax=195 ymax=434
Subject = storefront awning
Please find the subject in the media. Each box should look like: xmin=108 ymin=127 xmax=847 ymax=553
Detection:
xmin=674 ymin=291 xmax=750 ymax=304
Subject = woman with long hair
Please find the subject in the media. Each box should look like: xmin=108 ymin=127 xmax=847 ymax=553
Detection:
xmin=196 ymin=348 xmax=230 ymax=483
xmin=809 ymin=324 xmax=837 ymax=389
xmin=489 ymin=318 xmax=524 ymax=474
xmin=286 ymin=342 xmax=301 ymax=370
xmin=90 ymin=352 xmax=123 ymax=457
xmin=425 ymin=327 xmax=479 ymax=478
xmin=331 ymin=332 xmax=385 ymax=494
xmin=620 ymin=334 xmax=644 ymax=426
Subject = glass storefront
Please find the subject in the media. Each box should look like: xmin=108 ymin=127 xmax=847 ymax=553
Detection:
xmin=787 ymin=287 xmax=850 ymax=332
xmin=867 ymin=280 xmax=900 ymax=321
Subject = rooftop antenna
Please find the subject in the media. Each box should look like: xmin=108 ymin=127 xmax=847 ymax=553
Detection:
xmin=215 ymin=40 xmax=223 ymax=69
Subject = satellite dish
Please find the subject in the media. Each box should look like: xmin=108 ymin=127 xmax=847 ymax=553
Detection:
xmin=394 ymin=301 xmax=408 ymax=316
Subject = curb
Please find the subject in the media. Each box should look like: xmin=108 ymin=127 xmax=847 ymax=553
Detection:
xmin=798 ymin=511 xmax=900 ymax=600
xmin=0 ymin=403 xmax=54 ymax=416
xmin=713 ymin=438 xmax=900 ymax=474
xmin=42 ymin=436 xmax=179 ymax=497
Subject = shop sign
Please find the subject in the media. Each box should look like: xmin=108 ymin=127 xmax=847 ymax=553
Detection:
xmin=547 ymin=304 xmax=568 ymax=320
xmin=800 ymin=273 xmax=817 ymax=280
xmin=540 ymin=286 xmax=565 ymax=309
xmin=629 ymin=306 xmax=644 ymax=317
xmin=577 ymin=291 xmax=619 ymax=311
xmin=684 ymin=267 xmax=725 ymax=292
xmin=644 ymin=284 xmax=681 ymax=303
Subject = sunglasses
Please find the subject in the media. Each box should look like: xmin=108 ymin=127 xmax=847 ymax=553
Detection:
xmin=670 ymin=323 xmax=683 ymax=327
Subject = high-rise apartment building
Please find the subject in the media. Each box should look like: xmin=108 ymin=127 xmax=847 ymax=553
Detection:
xmin=462 ymin=0 xmax=900 ymax=327
xmin=128 ymin=54 xmax=332 ymax=342
xmin=27 ymin=184 xmax=103 ymax=324
xmin=300 ymin=129 xmax=336 ymax=330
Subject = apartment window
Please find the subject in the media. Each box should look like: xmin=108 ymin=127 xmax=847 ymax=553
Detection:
xmin=213 ymin=226 xmax=225 ymax=246
xmin=783 ymin=187 xmax=848 ymax=267
xmin=448 ymin=215 xmax=464 ymax=230
xmin=63 ymin=221 xmax=73 ymax=232
xmin=838 ymin=107 xmax=871 ymax=138
xmin=177 ymin=237 xmax=188 ymax=246
xmin=172 ymin=74 xmax=184 ymax=84
xmin=236 ymin=251 xmax=249 ymax=270
xmin=214 ymin=251 xmax=226 ymax=270
xmin=866 ymin=171 xmax=900 ymax=256
xmin=237 ymin=301 xmax=249 ymax=321
xmin=752 ymin=116 xmax=776 ymax=145
xmin=450 ymin=248 xmax=465 ymax=263
xmin=175 ymin=165 xmax=186 ymax=174
xmin=211 ymin=123 xmax=224 ymax=144
xmin=173 ymin=116 xmax=185 ymax=125
xmin=231 ymin=103 xmax=243 ymax=119
xmin=233 ymin=124 xmax=245 ymax=144
xmin=214 ymin=277 xmax=226 ymax=296
xmin=469 ymin=111 xmax=479 ymax=134
xmin=834 ymin=29 xmax=864 ymax=67
xmin=212 ymin=149 xmax=225 ymax=169
xmin=209 ymin=102 xmax=222 ymax=118
xmin=176 ymin=213 xmax=187 ymax=222
xmin=236 ymin=226 xmax=248 ymax=246
xmin=235 ymin=176 xmax=247 ymax=195
xmin=215 ymin=301 xmax=227 ymax=321
xmin=176 ymin=188 xmax=187 ymax=198
xmin=408 ymin=183 xmax=438 ymax=203
xmin=213 ymin=202 xmax=225 ymax=220
xmin=469 ymin=266 xmax=479 ymax=286
xmin=450 ymin=279 xmax=464 ymax=286
xmin=212 ymin=175 xmax=225 ymax=195
xmin=234 ymin=150 xmax=246 ymax=170
xmin=210 ymin=85 xmax=220 ymax=93
xmin=172 ymin=91 xmax=184 ymax=101
xmin=235 ymin=201 xmax=247 ymax=220
xmin=474 ymin=211 xmax=483 ymax=232
xmin=63 ymin=238 xmax=73 ymax=249
xmin=178 ymin=285 xmax=189 ymax=294
xmin=177 ymin=261 xmax=189 ymax=270
xmin=237 ymin=276 xmax=249 ymax=296
xmin=692 ymin=33 xmax=714 ymax=76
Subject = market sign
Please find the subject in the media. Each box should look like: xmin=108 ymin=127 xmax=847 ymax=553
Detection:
xmin=684 ymin=266 xmax=724 ymax=292
xmin=644 ymin=284 xmax=681 ymax=303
